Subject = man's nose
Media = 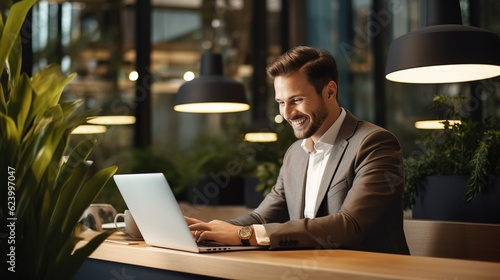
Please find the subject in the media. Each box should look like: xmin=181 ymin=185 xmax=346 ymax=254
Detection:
xmin=280 ymin=103 xmax=293 ymax=121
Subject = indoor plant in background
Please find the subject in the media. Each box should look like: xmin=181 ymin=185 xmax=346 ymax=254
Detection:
xmin=178 ymin=126 xmax=252 ymax=206
xmin=404 ymin=95 xmax=500 ymax=223
xmin=0 ymin=1 xmax=117 ymax=279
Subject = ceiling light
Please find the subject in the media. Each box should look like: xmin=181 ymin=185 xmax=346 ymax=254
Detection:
xmin=385 ymin=0 xmax=500 ymax=84
xmin=174 ymin=53 xmax=250 ymax=113
xmin=87 ymin=97 xmax=136 ymax=125
xmin=244 ymin=120 xmax=278 ymax=143
xmin=244 ymin=132 xmax=278 ymax=142
xmin=87 ymin=116 xmax=136 ymax=125
xmin=415 ymin=120 xmax=461 ymax=129
xmin=72 ymin=125 xmax=107 ymax=134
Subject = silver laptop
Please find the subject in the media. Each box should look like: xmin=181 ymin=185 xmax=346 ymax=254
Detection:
xmin=113 ymin=173 xmax=263 ymax=253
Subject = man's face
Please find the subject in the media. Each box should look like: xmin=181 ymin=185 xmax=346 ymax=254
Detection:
xmin=274 ymin=72 xmax=330 ymax=140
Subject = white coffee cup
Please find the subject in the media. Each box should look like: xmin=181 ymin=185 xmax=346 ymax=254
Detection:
xmin=80 ymin=203 xmax=117 ymax=231
xmin=114 ymin=210 xmax=142 ymax=238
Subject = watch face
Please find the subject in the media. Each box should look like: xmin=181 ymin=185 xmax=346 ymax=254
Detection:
xmin=239 ymin=227 xmax=252 ymax=238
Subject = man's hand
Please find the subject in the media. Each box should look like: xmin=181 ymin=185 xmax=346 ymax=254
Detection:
xmin=184 ymin=216 xmax=255 ymax=246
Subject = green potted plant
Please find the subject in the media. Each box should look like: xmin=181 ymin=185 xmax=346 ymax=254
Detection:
xmin=404 ymin=95 xmax=500 ymax=223
xmin=1 ymin=1 xmax=117 ymax=279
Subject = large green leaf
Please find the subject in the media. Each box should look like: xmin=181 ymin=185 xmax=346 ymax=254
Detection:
xmin=27 ymin=64 xmax=76 ymax=128
xmin=16 ymin=106 xmax=66 ymax=222
xmin=31 ymin=64 xmax=76 ymax=105
xmin=0 ymin=112 xmax=19 ymax=224
xmin=44 ymin=160 xmax=92 ymax=272
xmin=7 ymin=33 xmax=22 ymax=91
xmin=0 ymin=7 xmax=3 ymax=42
xmin=0 ymin=15 xmax=4 ymax=115
xmin=60 ymin=100 xmax=100 ymax=135
xmin=0 ymin=75 xmax=6 ymax=114
xmin=42 ymin=164 xmax=118 ymax=279
xmin=0 ymin=112 xmax=20 ymax=165
xmin=0 ymin=0 xmax=37 ymax=73
xmin=48 ymin=139 xmax=96 ymax=236
xmin=37 ymin=101 xmax=90 ymax=230
xmin=7 ymin=73 xmax=32 ymax=136
xmin=60 ymin=99 xmax=85 ymax=118
xmin=48 ymin=227 xmax=116 ymax=280
xmin=39 ymin=100 xmax=89 ymax=192
xmin=63 ymin=165 xmax=119 ymax=236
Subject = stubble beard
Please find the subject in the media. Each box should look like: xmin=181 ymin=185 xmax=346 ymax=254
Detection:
xmin=290 ymin=99 xmax=329 ymax=140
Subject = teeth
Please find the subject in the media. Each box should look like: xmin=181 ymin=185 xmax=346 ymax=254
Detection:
xmin=291 ymin=117 xmax=306 ymax=126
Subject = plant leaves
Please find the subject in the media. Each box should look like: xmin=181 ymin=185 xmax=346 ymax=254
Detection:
xmin=2 ymin=1 xmax=117 ymax=279
xmin=7 ymin=33 xmax=22 ymax=90
xmin=62 ymin=165 xmax=119 ymax=236
xmin=21 ymin=105 xmax=64 ymax=175
xmin=0 ymin=112 xmax=20 ymax=165
xmin=0 ymin=0 xmax=37 ymax=73
xmin=404 ymin=95 xmax=500 ymax=208
xmin=49 ymin=139 xmax=97 ymax=238
xmin=7 ymin=73 xmax=32 ymax=136
xmin=0 ymin=76 xmax=7 ymax=114
xmin=49 ymin=228 xmax=116 ymax=279
xmin=27 ymin=64 xmax=76 ymax=127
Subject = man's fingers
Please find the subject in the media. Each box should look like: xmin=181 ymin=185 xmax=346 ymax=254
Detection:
xmin=194 ymin=230 xmax=203 ymax=241
xmin=189 ymin=224 xmax=217 ymax=243
xmin=188 ymin=223 xmax=211 ymax=231
xmin=197 ymin=230 xmax=205 ymax=242
xmin=184 ymin=216 xmax=204 ymax=225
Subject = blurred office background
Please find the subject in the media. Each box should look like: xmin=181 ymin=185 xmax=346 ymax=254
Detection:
xmin=7 ymin=0 xmax=500 ymax=205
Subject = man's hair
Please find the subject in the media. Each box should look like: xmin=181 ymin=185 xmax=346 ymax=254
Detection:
xmin=266 ymin=46 xmax=339 ymax=96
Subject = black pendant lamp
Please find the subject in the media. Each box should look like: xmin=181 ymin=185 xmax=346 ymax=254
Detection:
xmin=174 ymin=53 xmax=250 ymax=113
xmin=385 ymin=0 xmax=500 ymax=84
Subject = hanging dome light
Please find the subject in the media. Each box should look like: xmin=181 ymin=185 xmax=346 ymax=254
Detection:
xmin=174 ymin=53 xmax=250 ymax=113
xmin=385 ymin=0 xmax=500 ymax=84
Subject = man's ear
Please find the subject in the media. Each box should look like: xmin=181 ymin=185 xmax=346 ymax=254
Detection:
xmin=326 ymin=81 xmax=338 ymax=99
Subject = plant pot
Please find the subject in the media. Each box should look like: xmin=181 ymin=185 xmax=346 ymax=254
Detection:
xmin=412 ymin=175 xmax=500 ymax=223
xmin=187 ymin=176 xmax=244 ymax=205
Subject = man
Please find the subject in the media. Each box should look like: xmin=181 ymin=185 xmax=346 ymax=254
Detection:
xmin=186 ymin=46 xmax=410 ymax=255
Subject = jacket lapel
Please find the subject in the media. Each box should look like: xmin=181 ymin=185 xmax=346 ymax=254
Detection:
xmin=313 ymin=110 xmax=359 ymax=215
xmin=293 ymin=148 xmax=309 ymax=219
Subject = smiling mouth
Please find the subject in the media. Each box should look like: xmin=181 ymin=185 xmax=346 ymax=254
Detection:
xmin=289 ymin=116 xmax=307 ymax=128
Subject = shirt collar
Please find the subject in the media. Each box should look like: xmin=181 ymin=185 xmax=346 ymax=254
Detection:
xmin=301 ymin=108 xmax=346 ymax=154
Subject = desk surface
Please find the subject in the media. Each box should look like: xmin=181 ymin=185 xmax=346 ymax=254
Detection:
xmin=84 ymin=237 xmax=500 ymax=280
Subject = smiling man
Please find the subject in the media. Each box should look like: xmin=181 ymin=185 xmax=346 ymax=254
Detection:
xmin=186 ymin=46 xmax=410 ymax=255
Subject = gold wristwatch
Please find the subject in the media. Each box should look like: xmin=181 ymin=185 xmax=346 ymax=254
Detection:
xmin=238 ymin=226 xmax=253 ymax=246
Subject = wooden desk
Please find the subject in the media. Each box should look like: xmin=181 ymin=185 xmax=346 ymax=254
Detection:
xmin=76 ymin=238 xmax=500 ymax=280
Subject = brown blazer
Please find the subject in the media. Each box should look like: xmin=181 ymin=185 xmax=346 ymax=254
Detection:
xmin=230 ymin=110 xmax=410 ymax=254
